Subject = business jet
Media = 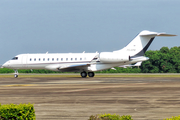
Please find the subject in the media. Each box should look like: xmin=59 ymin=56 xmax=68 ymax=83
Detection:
xmin=2 ymin=30 xmax=176 ymax=78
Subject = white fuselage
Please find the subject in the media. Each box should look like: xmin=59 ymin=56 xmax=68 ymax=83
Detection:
xmin=2 ymin=52 xmax=148 ymax=72
xmin=3 ymin=53 xmax=95 ymax=71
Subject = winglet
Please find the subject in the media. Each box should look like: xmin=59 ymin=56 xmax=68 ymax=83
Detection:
xmin=133 ymin=61 xmax=142 ymax=66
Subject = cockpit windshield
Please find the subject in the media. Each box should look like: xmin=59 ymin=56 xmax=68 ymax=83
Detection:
xmin=12 ymin=57 xmax=18 ymax=60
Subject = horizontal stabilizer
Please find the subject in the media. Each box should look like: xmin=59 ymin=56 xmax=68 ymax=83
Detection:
xmin=140 ymin=30 xmax=177 ymax=37
xmin=157 ymin=33 xmax=177 ymax=36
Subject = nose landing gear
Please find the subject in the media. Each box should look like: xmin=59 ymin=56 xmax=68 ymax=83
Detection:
xmin=14 ymin=70 xmax=18 ymax=78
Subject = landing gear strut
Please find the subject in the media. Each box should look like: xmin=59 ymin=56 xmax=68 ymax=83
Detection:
xmin=14 ymin=69 xmax=18 ymax=78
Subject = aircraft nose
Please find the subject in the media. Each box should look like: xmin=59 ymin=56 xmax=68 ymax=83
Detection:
xmin=2 ymin=61 xmax=10 ymax=68
xmin=2 ymin=63 xmax=6 ymax=68
xmin=1 ymin=65 xmax=3 ymax=68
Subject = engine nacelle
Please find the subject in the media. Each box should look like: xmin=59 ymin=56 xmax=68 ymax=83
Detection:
xmin=99 ymin=52 xmax=130 ymax=63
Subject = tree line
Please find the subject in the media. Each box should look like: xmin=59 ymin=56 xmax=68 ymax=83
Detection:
xmin=1 ymin=46 xmax=180 ymax=73
xmin=140 ymin=46 xmax=180 ymax=73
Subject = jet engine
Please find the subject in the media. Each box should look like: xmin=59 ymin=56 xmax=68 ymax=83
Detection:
xmin=99 ymin=52 xmax=130 ymax=63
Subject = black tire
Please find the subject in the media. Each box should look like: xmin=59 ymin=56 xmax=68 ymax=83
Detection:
xmin=81 ymin=72 xmax=87 ymax=78
xmin=14 ymin=74 xmax=18 ymax=78
xmin=88 ymin=72 xmax=95 ymax=77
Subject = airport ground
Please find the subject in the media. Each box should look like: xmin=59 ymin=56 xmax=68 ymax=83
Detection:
xmin=0 ymin=74 xmax=180 ymax=120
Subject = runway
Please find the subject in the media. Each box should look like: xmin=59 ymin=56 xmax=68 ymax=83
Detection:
xmin=0 ymin=76 xmax=180 ymax=120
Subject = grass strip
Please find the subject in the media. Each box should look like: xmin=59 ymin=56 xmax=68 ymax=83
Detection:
xmin=1 ymin=73 xmax=180 ymax=78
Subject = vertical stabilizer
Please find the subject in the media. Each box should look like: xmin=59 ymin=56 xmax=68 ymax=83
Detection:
xmin=114 ymin=30 xmax=176 ymax=57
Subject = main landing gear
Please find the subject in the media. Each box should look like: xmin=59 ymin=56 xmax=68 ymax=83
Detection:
xmin=80 ymin=71 xmax=95 ymax=78
xmin=14 ymin=69 xmax=18 ymax=78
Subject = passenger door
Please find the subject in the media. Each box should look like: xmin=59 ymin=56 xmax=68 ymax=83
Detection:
xmin=22 ymin=55 xmax=28 ymax=68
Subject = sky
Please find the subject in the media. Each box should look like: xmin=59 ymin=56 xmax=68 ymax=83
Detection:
xmin=0 ymin=0 xmax=179 ymax=64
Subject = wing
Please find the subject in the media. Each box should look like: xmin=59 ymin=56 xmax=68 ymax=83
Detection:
xmin=45 ymin=63 xmax=90 ymax=72
xmin=58 ymin=54 xmax=99 ymax=72
xmin=58 ymin=63 xmax=90 ymax=72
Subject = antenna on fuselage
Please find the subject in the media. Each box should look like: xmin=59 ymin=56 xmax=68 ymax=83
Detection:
xmin=46 ymin=51 xmax=48 ymax=54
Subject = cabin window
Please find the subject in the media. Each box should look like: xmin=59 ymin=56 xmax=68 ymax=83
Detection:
xmin=30 ymin=58 xmax=32 ymax=61
xmin=43 ymin=58 xmax=45 ymax=61
xmin=61 ymin=58 xmax=63 ymax=61
xmin=34 ymin=58 xmax=36 ymax=61
xmin=75 ymin=58 xmax=77 ymax=60
xmin=48 ymin=58 xmax=49 ymax=61
xmin=12 ymin=57 xmax=18 ymax=60
xmin=52 ymin=58 xmax=54 ymax=61
xmin=57 ymin=58 xmax=59 ymax=61
xmin=66 ymin=58 xmax=68 ymax=61
xmin=39 ymin=58 xmax=41 ymax=61
xmin=71 ymin=58 xmax=73 ymax=61
xmin=80 ymin=58 xmax=82 ymax=60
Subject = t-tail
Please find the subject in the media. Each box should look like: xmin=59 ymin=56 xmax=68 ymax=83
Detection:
xmin=99 ymin=30 xmax=176 ymax=63
xmin=114 ymin=30 xmax=176 ymax=57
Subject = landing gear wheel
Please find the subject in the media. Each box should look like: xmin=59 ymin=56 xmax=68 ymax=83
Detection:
xmin=14 ymin=69 xmax=18 ymax=78
xmin=81 ymin=71 xmax=87 ymax=78
xmin=88 ymin=72 xmax=95 ymax=77
xmin=14 ymin=74 xmax=18 ymax=78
